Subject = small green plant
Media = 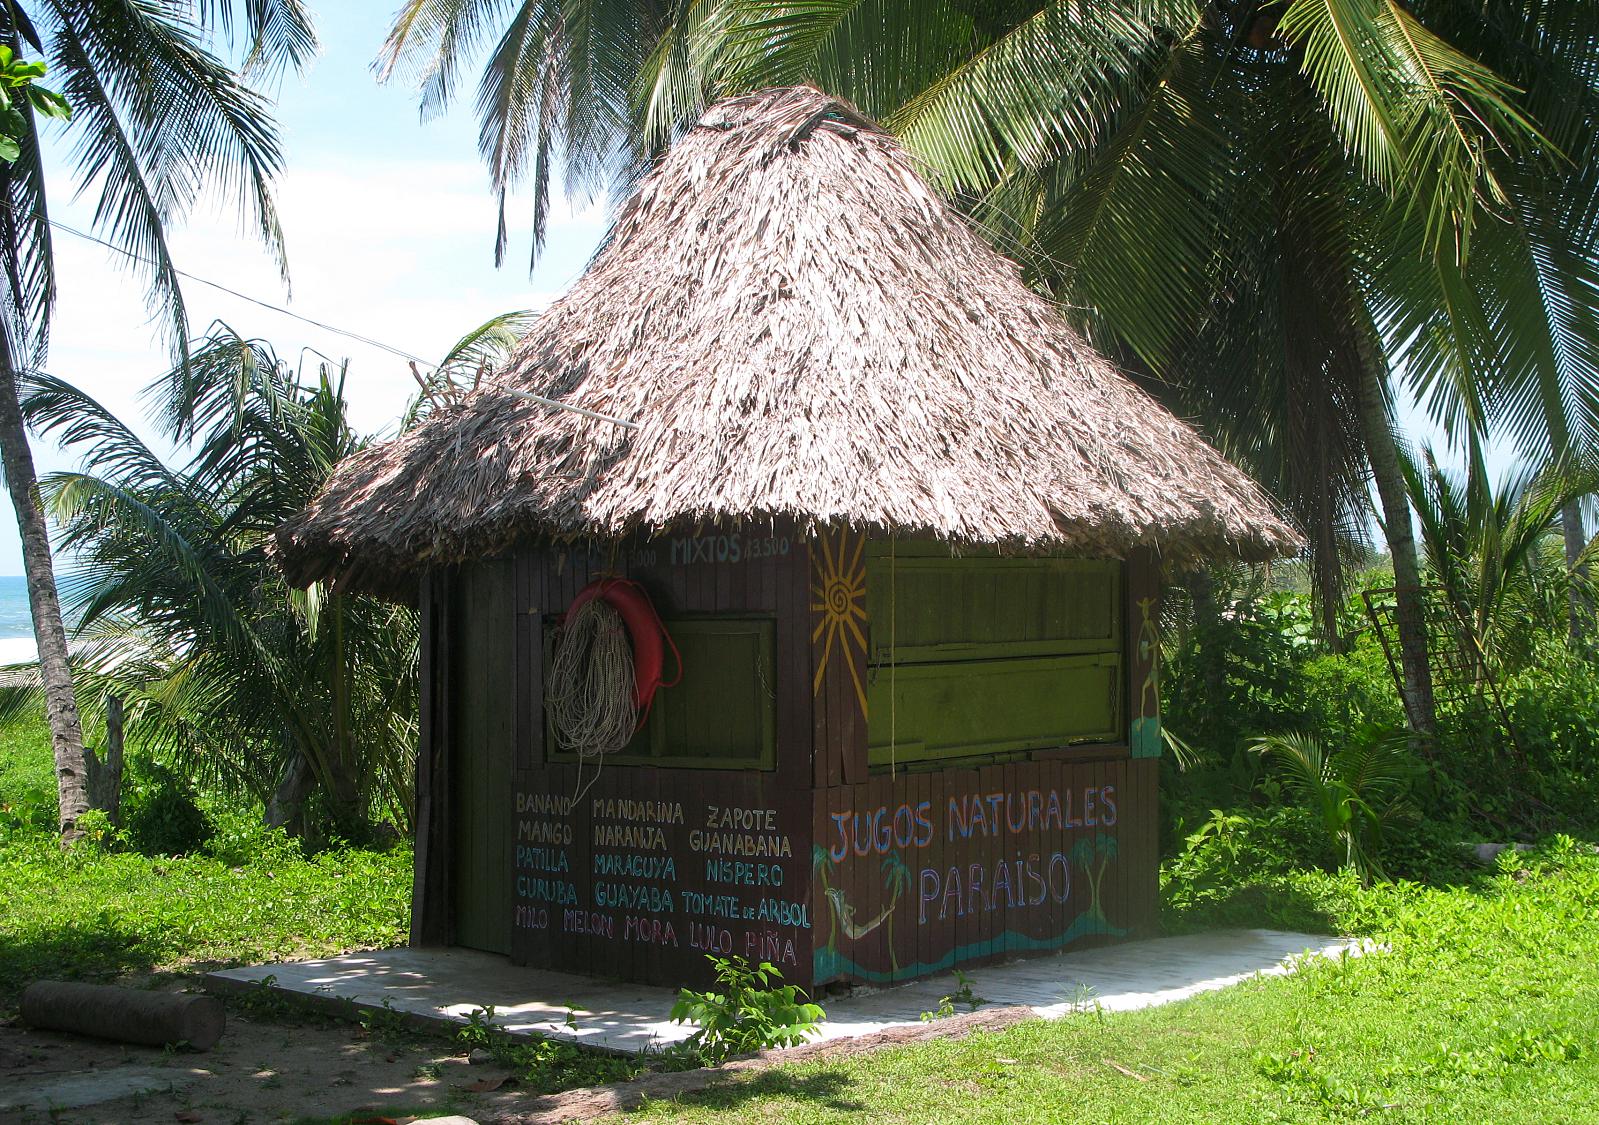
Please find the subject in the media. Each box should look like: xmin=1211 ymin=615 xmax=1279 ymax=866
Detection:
xmin=1250 ymin=727 xmax=1418 ymax=883
xmin=669 ymin=955 xmax=825 ymax=1062
xmin=921 ymin=969 xmax=987 ymax=1021
xmin=358 ymin=997 xmax=409 ymax=1040
xmin=457 ymin=1004 xmax=499 ymax=1051
xmin=950 ymin=969 xmax=985 ymax=1011
xmin=453 ymin=1002 xmax=640 ymax=1089
xmin=73 ymin=809 xmax=124 ymax=851
xmin=1067 ymin=982 xmax=1102 ymax=1018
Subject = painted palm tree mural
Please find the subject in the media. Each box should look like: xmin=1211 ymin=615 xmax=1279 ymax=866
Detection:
xmin=1072 ymin=833 xmax=1121 ymax=925
xmin=816 ymin=849 xmax=915 ymax=977
xmin=812 ymin=844 xmax=838 ymax=964
xmin=881 ymin=852 xmax=914 ymax=977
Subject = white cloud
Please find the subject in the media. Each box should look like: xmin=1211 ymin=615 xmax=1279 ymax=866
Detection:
xmin=5 ymin=154 xmax=606 ymax=573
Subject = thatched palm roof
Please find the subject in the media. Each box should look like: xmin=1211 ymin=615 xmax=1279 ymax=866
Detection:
xmin=278 ymin=86 xmax=1297 ymax=592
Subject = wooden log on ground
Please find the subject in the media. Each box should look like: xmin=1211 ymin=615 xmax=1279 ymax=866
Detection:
xmin=20 ymin=981 xmax=226 ymax=1050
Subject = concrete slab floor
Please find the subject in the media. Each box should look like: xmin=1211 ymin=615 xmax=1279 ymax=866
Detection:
xmin=205 ymin=929 xmax=1360 ymax=1056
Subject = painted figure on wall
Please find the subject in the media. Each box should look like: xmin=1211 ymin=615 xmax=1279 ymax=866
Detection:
xmin=1131 ymin=594 xmax=1162 ymax=758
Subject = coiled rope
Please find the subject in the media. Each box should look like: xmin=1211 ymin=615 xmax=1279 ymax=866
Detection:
xmin=547 ymin=597 xmax=638 ymax=801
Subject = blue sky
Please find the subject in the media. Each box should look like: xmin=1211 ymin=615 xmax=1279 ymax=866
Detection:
xmin=2 ymin=5 xmax=1487 ymax=577
xmin=4 ymin=5 xmax=608 ymax=574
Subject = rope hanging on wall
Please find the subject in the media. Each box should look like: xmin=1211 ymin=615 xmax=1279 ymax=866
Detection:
xmin=547 ymin=596 xmax=638 ymax=801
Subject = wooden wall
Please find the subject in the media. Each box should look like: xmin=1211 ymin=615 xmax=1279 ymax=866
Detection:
xmin=811 ymin=757 xmax=1158 ymax=985
xmin=809 ymin=534 xmax=1160 ymax=985
xmin=506 ymin=521 xmax=816 ymax=989
xmin=416 ymin=525 xmax=1162 ymax=990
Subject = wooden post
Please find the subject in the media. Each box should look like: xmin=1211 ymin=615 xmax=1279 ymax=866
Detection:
xmin=84 ymin=695 xmax=125 ymax=824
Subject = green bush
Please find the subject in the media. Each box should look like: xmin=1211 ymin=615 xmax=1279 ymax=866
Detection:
xmin=670 ymin=955 xmax=826 ymax=1062
xmin=202 ymin=803 xmax=304 ymax=867
xmin=0 ymin=709 xmax=56 ymax=836
xmin=1299 ymin=636 xmax=1406 ymax=747
xmin=1160 ymin=563 xmax=1599 ymax=844
xmin=120 ymin=758 xmax=212 ymax=856
xmin=1499 ymin=643 xmax=1599 ymax=827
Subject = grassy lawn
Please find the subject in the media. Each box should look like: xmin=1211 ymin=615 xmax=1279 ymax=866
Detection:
xmin=625 ymin=841 xmax=1599 ymax=1124
xmin=0 ymin=712 xmax=410 ymax=1013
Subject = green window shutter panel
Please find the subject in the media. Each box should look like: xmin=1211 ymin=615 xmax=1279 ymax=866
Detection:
xmin=546 ymin=616 xmax=775 ymax=770
xmin=649 ymin=619 xmax=775 ymax=767
xmin=866 ymin=554 xmax=1121 ymax=663
xmin=867 ymin=653 xmax=1122 ymax=766
xmin=864 ymin=549 xmax=1126 ymax=766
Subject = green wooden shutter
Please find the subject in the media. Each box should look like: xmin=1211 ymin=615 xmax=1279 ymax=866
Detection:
xmin=864 ymin=549 xmax=1125 ymax=765
xmin=866 ymin=555 xmax=1120 ymax=662
xmin=545 ymin=616 xmax=775 ymax=770
xmin=649 ymin=619 xmax=775 ymax=768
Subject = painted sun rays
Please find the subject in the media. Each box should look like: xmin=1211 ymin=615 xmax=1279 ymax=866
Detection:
xmin=811 ymin=527 xmax=869 ymax=717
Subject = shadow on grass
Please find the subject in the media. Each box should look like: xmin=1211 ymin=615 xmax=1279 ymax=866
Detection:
xmin=672 ymin=1068 xmax=867 ymax=1115
xmin=290 ymin=1072 xmax=866 ymax=1125
xmin=1162 ymin=878 xmax=1341 ymax=936
xmin=0 ymin=916 xmax=157 ymax=1011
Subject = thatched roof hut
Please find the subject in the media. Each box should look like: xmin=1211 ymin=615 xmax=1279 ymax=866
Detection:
xmin=277 ymin=86 xmax=1295 ymax=593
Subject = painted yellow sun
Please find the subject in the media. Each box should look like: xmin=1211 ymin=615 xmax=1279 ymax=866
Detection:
xmin=811 ymin=527 xmax=869 ymax=716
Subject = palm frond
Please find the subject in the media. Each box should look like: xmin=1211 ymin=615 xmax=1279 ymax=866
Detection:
xmin=1278 ymin=0 xmax=1543 ymax=260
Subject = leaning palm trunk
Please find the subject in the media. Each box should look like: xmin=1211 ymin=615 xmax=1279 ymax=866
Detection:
xmin=1562 ymin=501 xmax=1589 ymax=644
xmin=1357 ymin=336 xmax=1436 ymax=736
xmin=0 ymin=349 xmax=89 ymax=841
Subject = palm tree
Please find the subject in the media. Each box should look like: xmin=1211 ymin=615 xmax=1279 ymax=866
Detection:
xmin=1398 ymin=445 xmax=1599 ymax=675
xmin=811 ymin=842 xmax=837 ymax=961
xmin=21 ymin=326 xmax=418 ymax=837
xmin=1252 ymin=729 xmax=1417 ymax=883
xmin=880 ymin=850 xmax=912 ymax=977
xmin=0 ymin=2 xmax=314 ymax=841
xmin=1070 ymin=833 xmax=1119 ymax=920
xmin=388 ymin=3 xmax=1599 ymax=738
xmin=1069 ymin=836 xmax=1094 ymax=912
xmin=376 ymin=0 xmax=679 ymax=270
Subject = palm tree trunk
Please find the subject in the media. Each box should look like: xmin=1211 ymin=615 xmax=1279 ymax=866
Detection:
xmin=1356 ymin=342 xmax=1437 ymax=736
xmin=1562 ymin=501 xmax=1589 ymax=645
xmin=0 ymin=350 xmax=90 ymax=842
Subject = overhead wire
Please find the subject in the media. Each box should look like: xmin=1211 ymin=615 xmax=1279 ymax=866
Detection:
xmin=0 ymin=200 xmax=647 ymax=430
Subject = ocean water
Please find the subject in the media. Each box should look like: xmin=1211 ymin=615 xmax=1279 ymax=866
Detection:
xmin=0 ymin=576 xmax=41 ymax=664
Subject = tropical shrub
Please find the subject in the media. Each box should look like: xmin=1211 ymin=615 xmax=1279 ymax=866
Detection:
xmin=119 ymin=758 xmax=211 ymax=857
xmin=670 ymin=955 xmax=825 ymax=1062
xmin=1250 ymin=729 xmax=1418 ymax=883
xmin=1299 ymin=637 xmax=1408 ymax=749
xmin=20 ymin=329 xmax=419 ymax=841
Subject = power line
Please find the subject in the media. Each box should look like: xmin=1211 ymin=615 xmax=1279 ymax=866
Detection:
xmin=37 ymin=211 xmax=434 ymax=367
xmin=6 ymin=201 xmax=643 ymax=431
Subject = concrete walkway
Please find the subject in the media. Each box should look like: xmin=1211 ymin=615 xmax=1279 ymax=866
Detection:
xmin=205 ymin=929 xmax=1356 ymax=1055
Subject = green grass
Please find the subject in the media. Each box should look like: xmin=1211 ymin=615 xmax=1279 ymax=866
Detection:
xmin=0 ymin=711 xmax=410 ymax=1012
xmin=0 ymin=705 xmax=56 ymax=833
xmin=630 ymin=842 xmax=1599 ymax=1124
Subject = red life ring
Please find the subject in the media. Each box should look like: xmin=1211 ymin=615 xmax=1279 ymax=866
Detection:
xmin=566 ymin=578 xmax=682 ymax=724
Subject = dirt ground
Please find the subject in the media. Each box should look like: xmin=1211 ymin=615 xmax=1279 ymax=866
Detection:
xmin=0 ymin=976 xmax=1035 ymax=1124
xmin=0 ymin=996 xmax=537 ymax=1124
